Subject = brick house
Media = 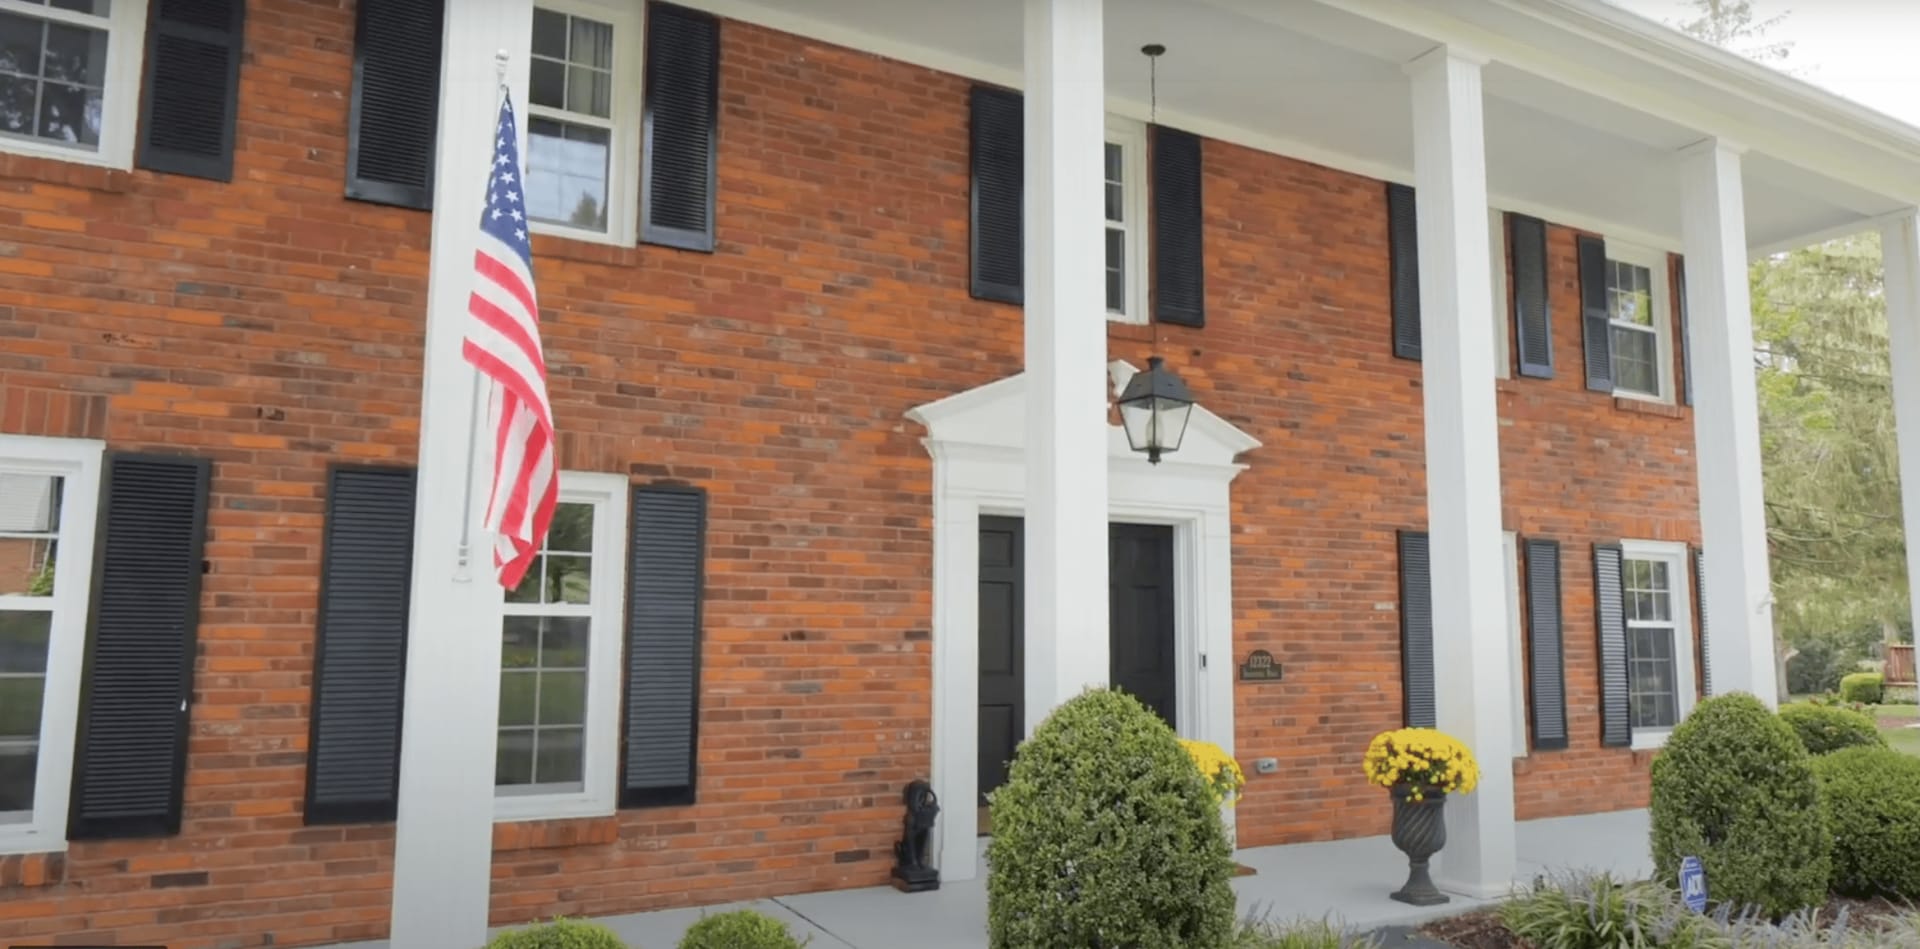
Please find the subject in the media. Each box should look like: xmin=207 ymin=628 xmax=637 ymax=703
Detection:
xmin=4 ymin=0 xmax=1920 ymax=946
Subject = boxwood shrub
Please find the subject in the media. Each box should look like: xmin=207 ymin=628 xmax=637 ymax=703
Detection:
xmin=1648 ymin=693 xmax=1830 ymax=917
xmin=1778 ymin=701 xmax=1886 ymax=755
xmin=1839 ymin=671 xmax=1884 ymax=705
xmin=986 ymin=687 xmax=1235 ymax=949
xmin=1811 ymin=746 xmax=1920 ymax=899
xmin=678 ymin=909 xmax=808 ymax=949
xmin=485 ymin=918 xmax=626 ymax=949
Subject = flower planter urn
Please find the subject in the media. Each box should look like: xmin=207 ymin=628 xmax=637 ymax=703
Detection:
xmin=1387 ymin=784 xmax=1449 ymax=906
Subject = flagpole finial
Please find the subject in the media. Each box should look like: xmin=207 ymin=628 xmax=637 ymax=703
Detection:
xmin=495 ymin=49 xmax=510 ymax=87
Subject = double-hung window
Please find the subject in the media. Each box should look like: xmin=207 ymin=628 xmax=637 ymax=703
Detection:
xmin=1604 ymin=242 xmax=1673 ymax=401
xmin=1103 ymin=117 xmax=1148 ymax=324
xmin=0 ymin=435 xmax=101 ymax=854
xmin=0 ymin=0 xmax=146 ymax=167
xmin=495 ymin=472 xmax=627 ymax=821
xmin=1621 ymin=540 xmax=1695 ymax=748
xmin=525 ymin=1 xmax=641 ymax=245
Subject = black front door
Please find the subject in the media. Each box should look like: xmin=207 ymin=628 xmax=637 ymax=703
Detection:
xmin=977 ymin=519 xmax=1179 ymax=812
xmin=977 ymin=516 xmax=1024 ymax=807
xmin=1109 ymin=523 xmax=1177 ymax=726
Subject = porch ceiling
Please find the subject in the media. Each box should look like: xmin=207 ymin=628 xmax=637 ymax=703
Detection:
xmin=689 ymin=0 xmax=1920 ymax=254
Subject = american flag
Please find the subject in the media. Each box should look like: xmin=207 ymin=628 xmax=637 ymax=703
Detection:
xmin=463 ymin=91 xmax=557 ymax=590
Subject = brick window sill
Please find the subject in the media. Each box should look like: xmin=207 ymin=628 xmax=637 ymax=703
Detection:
xmin=1614 ymin=397 xmax=1685 ymax=419
xmin=493 ymin=816 xmax=620 ymax=852
xmin=0 ymin=851 xmax=67 ymax=887
xmin=0 ymin=152 xmax=132 ymax=194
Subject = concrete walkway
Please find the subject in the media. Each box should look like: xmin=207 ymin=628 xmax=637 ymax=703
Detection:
xmin=338 ymin=809 xmax=1651 ymax=949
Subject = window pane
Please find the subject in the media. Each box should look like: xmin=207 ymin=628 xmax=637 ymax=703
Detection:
xmin=547 ymin=503 xmax=594 ymax=553
xmin=0 ymin=13 xmax=40 ymax=77
xmin=1612 ymin=325 xmax=1659 ymax=397
xmin=569 ymin=15 xmax=613 ymax=70
xmin=0 ymin=12 xmax=105 ymax=149
xmin=0 ymin=741 xmax=34 ymax=817
xmin=1104 ymin=142 xmax=1121 ymax=184
xmin=0 ymin=675 xmax=44 ymax=739
xmin=526 ymin=118 xmax=609 ymax=233
xmin=544 ymin=555 xmax=590 ymax=604
xmin=0 ymin=611 xmax=52 ymax=674
xmin=0 ymin=74 xmax=34 ymax=139
xmin=539 ymin=617 xmax=589 ymax=668
xmin=566 ymin=65 xmax=611 ymax=119
xmin=1105 ymin=228 xmax=1124 ymax=314
xmin=499 ymin=670 xmax=537 ymax=727
xmin=506 ymin=555 xmax=546 ymax=603
xmin=529 ymin=57 xmax=565 ymax=110
xmin=501 ymin=616 xmax=540 ymax=669
xmin=50 ymin=0 xmax=112 ymax=13
xmin=532 ymin=727 xmax=583 ymax=785
xmin=495 ymin=730 xmax=534 ymax=786
xmin=43 ymin=21 xmax=106 ymax=87
xmin=537 ymin=670 xmax=586 ymax=726
xmin=1627 ymin=625 xmax=1679 ymax=729
xmin=35 ymin=81 xmax=95 ymax=146
xmin=531 ymin=8 xmax=567 ymax=59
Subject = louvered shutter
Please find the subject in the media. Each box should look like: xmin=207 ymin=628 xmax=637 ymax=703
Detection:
xmin=1151 ymin=125 xmax=1204 ymax=327
xmin=1523 ymin=538 xmax=1568 ymax=750
xmin=344 ymin=0 xmax=445 ymax=209
xmin=137 ymin=0 xmax=247 ymax=181
xmin=1594 ymin=544 xmax=1631 ymax=748
xmin=1677 ymin=258 xmax=1694 ymax=406
xmin=305 ymin=466 xmax=418 ymax=825
xmin=1510 ymin=214 xmax=1554 ymax=379
xmin=1695 ymin=547 xmax=1711 ymax=696
xmin=970 ymin=85 xmax=1023 ymax=304
xmin=641 ymin=2 xmax=721 ymax=251
xmin=1579 ymin=234 xmax=1615 ymax=392
xmin=1387 ymin=183 xmax=1421 ymax=361
xmin=1398 ymin=530 xmax=1435 ymax=728
xmin=623 ymin=485 xmax=706 ymax=807
xmin=68 ymin=454 xmax=210 ymax=839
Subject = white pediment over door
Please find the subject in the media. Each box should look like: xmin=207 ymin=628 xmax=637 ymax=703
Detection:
xmin=906 ymin=360 xmax=1260 ymax=474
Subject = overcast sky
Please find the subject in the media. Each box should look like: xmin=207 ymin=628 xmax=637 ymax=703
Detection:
xmin=1605 ymin=0 xmax=1920 ymax=128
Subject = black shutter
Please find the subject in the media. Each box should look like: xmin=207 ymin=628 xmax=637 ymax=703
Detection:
xmin=1523 ymin=538 xmax=1568 ymax=751
xmin=137 ymin=0 xmax=247 ymax=181
xmin=1677 ymin=258 xmax=1694 ymax=406
xmin=970 ymin=85 xmax=1023 ymax=304
xmin=1387 ymin=183 xmax=1421 ymax=361
xmin=1398 ymin=530 xmax=1435 ymax=728
xmin=1510 ymin=213 xmax=1554 ymax=379
xmin=1578 ymin=234 xmax=1615 ymax=392
xmin=344 ymin=0 xmax=445 ymax=209
xmin=304 ymin=466 xmax=418 ymax=825
xmin=1594 ymin=543 xmax=1631 ymax=748
xmin=1695 ymin=547 xmax=1711 ymax=696
xmin=641 ymin=2 xmax=721 ymax=251
xmin=68 ymin=454 xmax=210 ymax=839
xmin=1151 ymin=126 xmax=1204 ymax=327
xmin=623 ymin=484 xmax=706 ymax=807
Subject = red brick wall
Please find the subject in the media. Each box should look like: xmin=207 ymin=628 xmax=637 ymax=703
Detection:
xmin=0 ymin=3 xmax=1698 ymax=945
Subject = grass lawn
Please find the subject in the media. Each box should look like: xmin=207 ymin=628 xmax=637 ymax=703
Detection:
xmin=1876 ymin=704 xmax=1920 ymax=756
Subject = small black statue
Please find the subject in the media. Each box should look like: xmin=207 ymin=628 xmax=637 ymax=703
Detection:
xmin=890 ymin=779 xmax=940 ymax=893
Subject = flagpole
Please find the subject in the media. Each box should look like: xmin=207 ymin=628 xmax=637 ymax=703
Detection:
xmin=454 ymin=49 xmax=512 ymax=584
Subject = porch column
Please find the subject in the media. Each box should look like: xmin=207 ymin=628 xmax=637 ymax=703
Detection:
xmin=1679 ymin=139 xmax=1778 ymax=706
xmin=389 ymin=3 xmax=532 ymax=947
xmin=1022 ymin=0 xmax=1110 ymax=731
xmin=1406 ymin=45 xmax=1518 ymax=897
xmin=1879 ymin=210 xmax=1920 ymax=662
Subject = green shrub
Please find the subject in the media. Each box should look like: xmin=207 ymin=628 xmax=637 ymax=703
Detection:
xmin=1499 ymin=872 xmax=1711 ymax=949
xmin=1812 ymin=746 xmax=1920 ymax=899
xmin=1804 ymin=692 xmax=1871 ymax=715
xmin=1778 ymin=702 xmax=1887 ymax=755
xmin=986 ymin=687 xmax=1235 ymax=949
xmin=677 ymin=909 xmax=808 ymax=949
xmin=1786 ymin=638 xmax=1850 ymax=696
xmin=1231 ymin=914 xmax=1379 ymax=949
xmin=1839 ymin=672 xmax=1884 ymax=705
xmin=485 ymin=918 xmax=627 ymax=949
xmin=1649 ymin=693 xmax=1831 ymax=918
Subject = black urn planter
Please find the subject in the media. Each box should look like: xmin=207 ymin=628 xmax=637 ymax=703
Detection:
xmin=1388 ymin=784 xmax=1449 ymax=906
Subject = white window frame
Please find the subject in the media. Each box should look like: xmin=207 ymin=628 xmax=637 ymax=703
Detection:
xmin=524 ymin=0 xmax=643 ymax=247
xmin=0 ymin=0 xmax=148 ymax=170
xmin=0 ymin=435 xmax=103 ymax=856
xmin=493 ymin=471 xmax=628 ymax=823
xmin=1104 ymin=115 xmax=1150 ymax=326
xmin=1621 ymin=539 xmax=1695 ymax=751
xmin=1490 ymin=208 xmax=1512 ymax=380
xmin=1503 ymin=531 xmax=1526 ymax=758
xmin=1604 ymin=239 xmax=1675 ymax=404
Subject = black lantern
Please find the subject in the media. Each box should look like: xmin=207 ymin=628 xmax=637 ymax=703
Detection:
xmin=1117 ymin=356 xmax=1195 ymax=464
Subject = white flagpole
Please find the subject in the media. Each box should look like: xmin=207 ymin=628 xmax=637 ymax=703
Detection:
xmin=390 ymin=5 xmax=529 ymax=941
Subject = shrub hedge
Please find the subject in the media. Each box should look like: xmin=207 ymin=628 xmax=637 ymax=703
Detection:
xmin=1811 ymin=746 xmax=1920 ymax=900
xmin=1839 ymin=672 xmax=1884 ymax=705
xmin=484 ymin=918 xmax=626 ymax=949
xmin=986 ymin=687 xmax=1236 ymax=949
xmin=1778 ymin=702 xmax=1887 ymax=756
xmin=1648 ymin=693 xmax=1831 ymax=917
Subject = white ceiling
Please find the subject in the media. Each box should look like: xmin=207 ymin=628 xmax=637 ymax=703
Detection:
xmin=703 ymin=0 xmax=1914 ymax=252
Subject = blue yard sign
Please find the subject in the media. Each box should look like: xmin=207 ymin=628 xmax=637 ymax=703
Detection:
xmin=1679 ymin=856 xmax=1708 ymax=912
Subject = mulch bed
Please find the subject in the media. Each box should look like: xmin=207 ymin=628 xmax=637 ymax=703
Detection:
xmin=1410 ymin=896 xmax=1913 ymax=947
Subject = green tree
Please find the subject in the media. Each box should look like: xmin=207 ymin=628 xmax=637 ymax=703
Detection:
xmin=1672 ymin=0 xmax=1795 ymax=68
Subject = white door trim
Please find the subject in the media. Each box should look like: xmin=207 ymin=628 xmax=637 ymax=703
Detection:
xmin=908 ymin=361 xmax=1259 ymax=880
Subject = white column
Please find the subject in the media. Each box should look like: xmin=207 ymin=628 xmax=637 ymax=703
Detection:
xmin=1022 ymin=0 xmax=1110 ymax=732
xmin=1680 ymin=139 xmax=1777 ymax=707
xmin=388 ymin=4 xmax=532 ymax=947
xmin=1406 ymin=45 xmax=1518 ymax=898
xmin=1879 ymin=211 xmax=1920 ymax=663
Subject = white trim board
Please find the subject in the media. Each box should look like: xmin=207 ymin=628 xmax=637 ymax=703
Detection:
xmin=907 ymin=361 xmax=1259 ymax=880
